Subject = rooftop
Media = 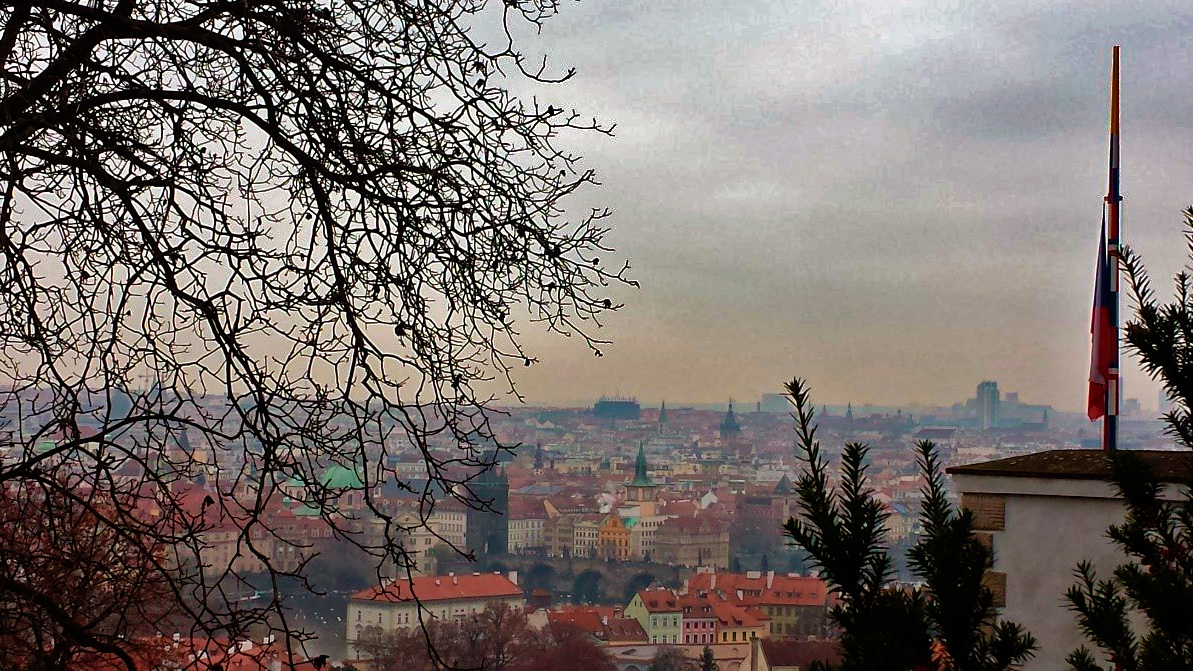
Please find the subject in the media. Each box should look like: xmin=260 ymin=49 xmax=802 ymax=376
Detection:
xmin=350 ymin=573 xmax=522 ymax=603
xmin=760 ymin=639 xmax=843 ymax=670
xmin=946 ymin=449 xmax=1193 ymax=482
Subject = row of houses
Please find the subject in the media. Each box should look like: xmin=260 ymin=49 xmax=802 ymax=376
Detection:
xmin=344 ymin=567 xmax=830 ymax=660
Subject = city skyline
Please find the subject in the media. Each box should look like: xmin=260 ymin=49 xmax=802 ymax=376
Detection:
xmin=494 ymin=0 xmax=1193 ymax=413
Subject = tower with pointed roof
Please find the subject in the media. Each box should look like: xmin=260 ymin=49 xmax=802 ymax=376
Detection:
xmin=624 ymin=442 xmax=660 ymax=516
xmin=719 ymin=401 xmax=741 ymax=440
xmin=465 ymin=452 xmax=509 ymax=556
xmin=845 ymin=403 xmax=854 ymax=422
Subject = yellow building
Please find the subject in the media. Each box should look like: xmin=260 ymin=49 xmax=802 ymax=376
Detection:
xmin=599 ymin=514 xmax=631 ymax=561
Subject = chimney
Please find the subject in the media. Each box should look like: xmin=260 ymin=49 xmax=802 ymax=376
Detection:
xmin=508 ymin=570 xmax=518 ymax=585
xmin=435 ymin=579 xmax=441 ymax=586
xmin=172 ymin=633 xmax=180 ymax=642
xmin=766 ymin=571 xmax=774 ymax=589
xmin=710 ymin=574 xmax=716 ymax=590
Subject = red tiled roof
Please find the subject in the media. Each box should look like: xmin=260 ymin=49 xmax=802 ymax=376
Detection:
xmin=685 ymin=571 xmax=827 ymax=606
xmin=547 ymin=610 xmax=603 ymax=635
xmin=507 ymin=496 xmax=547 ymax=519
xmin=710 ymin=600 xmax=769 ymax=628
xmin=604 ymin=617 xmax=648 ymax=642
xmin=635 ymin=589 xmax=680 ymax=612
xmin=545 ymin=608 xmax=647 ymax=643
xmin=662 ymin=515 xmax=725 ymax=534
xmin=351 ymin=573 xmax=522 ymax=603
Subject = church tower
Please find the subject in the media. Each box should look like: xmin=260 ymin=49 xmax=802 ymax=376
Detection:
xmin=719 ymin=401 xmax=741 ymax=441
xmin=625 ymin=442 xmax=660 ymax=516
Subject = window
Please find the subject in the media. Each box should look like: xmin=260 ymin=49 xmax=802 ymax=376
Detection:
xmin=732 ymin=631 xmax=738 ymax=642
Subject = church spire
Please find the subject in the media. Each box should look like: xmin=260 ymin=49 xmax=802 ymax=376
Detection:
xmin=631 ymin=442 xmax=654 ymax=487
xmin=719 ymin=399 xmax=741 ymax=440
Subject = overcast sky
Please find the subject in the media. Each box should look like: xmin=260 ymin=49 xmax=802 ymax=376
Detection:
xmin=496 ymin=0 xmax=1193 ymax=412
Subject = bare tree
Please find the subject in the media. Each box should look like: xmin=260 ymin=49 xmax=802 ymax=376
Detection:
xmin=0 ymin=0 xmax=630 ymax=666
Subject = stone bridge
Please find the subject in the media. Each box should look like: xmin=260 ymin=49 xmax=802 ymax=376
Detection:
xmin=440 ymin=554 xmax=690 ymax=606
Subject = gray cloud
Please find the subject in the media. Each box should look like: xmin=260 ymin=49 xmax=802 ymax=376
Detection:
xmin=496 ymin=0 xmax=1193 ymax=410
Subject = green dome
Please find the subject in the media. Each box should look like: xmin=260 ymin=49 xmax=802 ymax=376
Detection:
xmin=319 ymin=465 xmax=364 ymax=489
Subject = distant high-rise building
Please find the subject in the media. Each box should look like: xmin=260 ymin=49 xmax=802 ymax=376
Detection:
xmin=976 ymin=381 xmax=999 ymax=430
xmin=1123 ymin=398 xmax=1141 ymax=417
xmin=1160 ymin=388 xmax=1175 ymax=416
xmin=760 ymin=393 xmax=788 ymax=413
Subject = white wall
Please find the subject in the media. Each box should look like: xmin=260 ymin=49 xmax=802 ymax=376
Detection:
xmin=954 ymin=475 xmax=1138 ymax=671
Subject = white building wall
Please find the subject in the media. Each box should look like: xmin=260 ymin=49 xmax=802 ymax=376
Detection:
xmin=954 ymin=474 xmax=1150 ymax=671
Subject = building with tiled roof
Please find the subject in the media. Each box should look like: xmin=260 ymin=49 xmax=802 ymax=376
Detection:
xmin=683 ymin=569 xmax=828 ymax=638
xmin=677 ymin=594 xmax=719 ymax=645
xmin=543 ymin=608 xmax=649 ymax=645
xmin=507 ymin=495 xmax=547 ymax=553
xmin=653 ymin=515 xmax=729 ymax=568
xmin=947 ymin=449 xmax=1193 ymax=671
xmin=346 ymin=572 xmax=523 ymax=658
xmin=710 ymin=598 xmax=769 ymax=644
xmin=624 ymin=588 xmax=682 ymax=645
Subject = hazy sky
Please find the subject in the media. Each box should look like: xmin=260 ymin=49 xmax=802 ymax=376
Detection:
xmin=498 ymin=0 xmax=1193 ymax=412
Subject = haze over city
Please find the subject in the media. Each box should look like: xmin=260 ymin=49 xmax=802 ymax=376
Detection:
xmin=502 ymin=0 xmax=1193 ymax=411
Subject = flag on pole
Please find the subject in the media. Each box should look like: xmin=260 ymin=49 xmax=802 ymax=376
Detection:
xmin=1088 ymin=216 xmax=1113 ymax=421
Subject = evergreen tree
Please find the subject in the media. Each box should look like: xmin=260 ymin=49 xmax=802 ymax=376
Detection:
xmin=700 ymin=645 xmax=718 ymax=671
xmin=782 ymin=377 xmax=1036 ymax=671
xmin=1064 ymin=208 xmax=1193 ymax=671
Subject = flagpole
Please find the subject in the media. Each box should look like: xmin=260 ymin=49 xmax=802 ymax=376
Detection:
xmin=1104 ymin=46 xmax=1121 ymax=451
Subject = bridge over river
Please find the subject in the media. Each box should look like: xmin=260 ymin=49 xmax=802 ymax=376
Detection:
xmin=440 ymin=554 xmax=692 ymax=606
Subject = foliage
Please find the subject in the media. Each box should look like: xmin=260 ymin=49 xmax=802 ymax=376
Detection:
xmin=0 ymin=482 xmax=175 ymax=671
xmin=1064 ymin=212 xmax=1193 ymax=670
xmin=647 ymin=646 xmax=687 ymax=671
xmin=700 ymin=645 xmax=719 ymax=671
xmin=356 ymin=604 xmax=617 ymax=671
xmin=782 ymin=377 xmax=1036 ymax=671
xmin=1064 ymin=451 xmax=1193 ymax=671
xmin=0 ymin=0 xmax=630 ymax=663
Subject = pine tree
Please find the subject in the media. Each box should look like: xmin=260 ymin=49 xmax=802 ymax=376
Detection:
xmin=700 ymin=645 xmax=718 ymax=671
xmin=782 ymin=377 xmax=1036 ymax=671
xmin=1064 ymin=208 xmax=1193 ymax=670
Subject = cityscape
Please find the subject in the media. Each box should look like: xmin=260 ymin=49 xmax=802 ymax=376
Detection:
xmin=7 ymin=1 xmax=1193 ymax=671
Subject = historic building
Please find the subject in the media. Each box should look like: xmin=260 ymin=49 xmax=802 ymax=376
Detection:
xmin=623 ymin=443 xmax=660 ymax=517
xmin=598 ymin=513 xmax=632 ymax=561
xmin=464 ymin=463 xmax=509 ymax=556
xmin=346 ymin=572 xmax=523 ymax=659
xmin=654 ymin=515 xmax=730 ymax=568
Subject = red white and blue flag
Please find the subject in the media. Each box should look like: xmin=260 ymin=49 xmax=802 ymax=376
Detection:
xmin=1088 ymin=216 xmax=1113 ymax=421
xmin=1087 ymin=46 xmax=1120 ymax=450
